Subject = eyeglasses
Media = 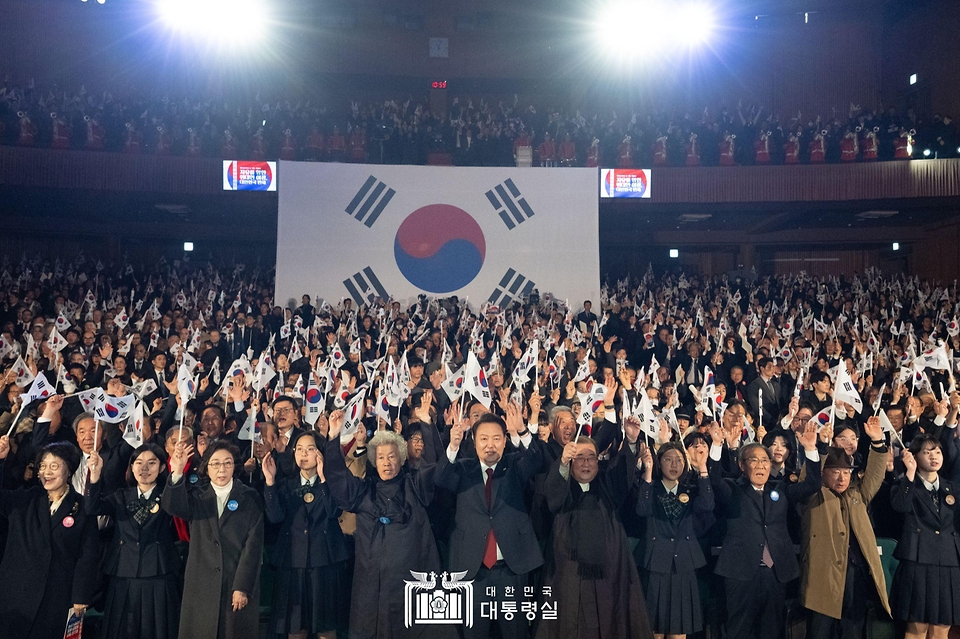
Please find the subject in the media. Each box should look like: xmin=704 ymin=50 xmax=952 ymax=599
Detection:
xmin=745 ymin=457 xmax=770 ymax=467
xmin=274 ymin=408 xmax=295 ymax=415
xmin=38 ymin=462 xmax=62 ymax=472
xmin=208 ymin=461 xmax=235 ymax=470
xmin=573 ymin=454 xmax=598 ymax=464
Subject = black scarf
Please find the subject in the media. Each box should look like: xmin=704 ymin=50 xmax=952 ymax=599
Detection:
xmin=567 ymin=483 xmax=607 ymax=580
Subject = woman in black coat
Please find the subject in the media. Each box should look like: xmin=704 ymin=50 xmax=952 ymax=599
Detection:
xmin=87 ymin=442 xmax=181 ymax=639
xmin=263 ymin=430 xmax=351 ymax=638
xmin=635 ymin=440 xmax=714 ymax=639
xmin=0 ymin=439 xmax=99 ymax=639
xmin=163 ymin=439 xmax=264 ymax=639
xmin=323 ymin=409 xmax=451 ymax=639
xmin=889 ymin=433 xmax=960 ymax=639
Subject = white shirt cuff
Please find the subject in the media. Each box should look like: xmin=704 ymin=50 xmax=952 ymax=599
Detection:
xmin=604 ymin=410 xmax=616 ymax=423
xmin=558 ymin=462 xmax=570 ymax=481
xmin=709 ymin=443 xmax=723 ymax=462
xmin=934 ymin=415 xmax=947 ymax=426
xmin=445 ymin=445 xmax=458 ymax=464
xmin=510 ymin=432 xmax=533 ymax=448
xmin=527 ymin=421 xmax=539 ymax=435
xmin=804 ymin=449 xmax=820 ymax=463
xmin=233 ymin=400 xmax=245 ymax=412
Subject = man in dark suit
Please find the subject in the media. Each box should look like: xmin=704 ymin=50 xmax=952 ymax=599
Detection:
xmin=436 ymin=404 xmax=543 ymax=639
xmin=746 ymin=357 xmax=783 ymax=428
xmin=710 ymin=420 xmax=822 ymax=639
xmin=233 ymin=316 xmax=262 ymax=359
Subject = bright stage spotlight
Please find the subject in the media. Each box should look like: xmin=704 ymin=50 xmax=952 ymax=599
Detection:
xmin=594 ymin=1 xmax=715 ymax=60
xmin=157 ymin=0 xmax=267 ymax=43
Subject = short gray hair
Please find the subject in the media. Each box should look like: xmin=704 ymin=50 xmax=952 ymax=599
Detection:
xmin=72 ymin=412 xmax=96 ymax=432
xmin=549 ymin=405 xmax=574 ymax=423
xmin=367 ymin=430 xmax=408 ymax=467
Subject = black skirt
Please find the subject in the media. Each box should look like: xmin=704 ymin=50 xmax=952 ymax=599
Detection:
xmin=270 ymin=561 xmax=350 ymax=634
xmin=891 ymin=560 xmax=960 ymax=625
xmin=640 ymin=569 xmax=702 ymax=635
xmin=102 ymin=574 xmax=180 ymax=639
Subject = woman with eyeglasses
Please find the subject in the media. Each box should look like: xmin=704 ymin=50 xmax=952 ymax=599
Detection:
xmin=86 ymin=443 xmax=181 ymax=639
xmin=636 ymin=437 xmax=714 ymax=639
xmin=889 ymin=433 xmax=960 ymax=639
xmin=163 ymin=440 xmax=264 ymax=639
xmin=536 ymin=417 xmax=653 ymax=639
xmin=0 ymin=438 xmax=99 ymax=639
xmin=262 ymin=430 xmax=350 ymax=639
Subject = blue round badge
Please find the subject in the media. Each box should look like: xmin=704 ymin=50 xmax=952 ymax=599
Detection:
xmin=188 ymin=474 xmax=199 ymax=484
xmin=379 ymin=516 xmax=391 ymax=525
xmin=770 ymin=490 xmax=780 ymax=502
xmin=227 ymin=500 xmax=239 ymax=512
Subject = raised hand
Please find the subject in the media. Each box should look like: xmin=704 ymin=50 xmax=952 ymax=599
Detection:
xmin=640 ymin=443 xmax=654 ymax=481
xmin=560 ymin=441 xmax=578 ymax=465
xmin=170 ymin=443 xmax=194 ymax=477
xmin=901 ymin=449 xmax=917 ymax=478
xmin=87 ymin=449 xmax=103 ymax=484
xmin=328 ymin=410 xmax=345 ymax=440
xmin=623 ymin=415 xmax=641 ymax=444
xmin=0 ymin=435 xmax=9 ymax=460
xmin=262 ymin=453 xmax=277 ymax=486
xmin=797 ymin=420 xmax=819 ymax=452
xmin=504 ymin=401 xmax=523 ymax=436
xmin=864 ymin=415 xmax=883 ymax=442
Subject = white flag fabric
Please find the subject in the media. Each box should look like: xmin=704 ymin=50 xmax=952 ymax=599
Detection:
xmin=813 ymin=407 xmax=833 ymax=431
xmin=303 ymin=374 xmax=325 ymax=427
xmin=573 ymin=350 xmax=592 ymax=383
xmin=512 ymin=339 xmax=539 ymax=386
xmin=131 ymin=378 xmax=158 ymax=399
xmin=252 ymin=353 xmax=276 ymax=393
xmin=46 ymin=330 xmax=68 ymax=353
xmin=915 ymin=345 xmax=950 ymax=371
xmin=77 ymin=387 xmax=106 ymax=412
xmin=94 ymin=393 xmax=135 ymax=424
xmin=237 ymin=410 xmax=262 ymax=444
xmin=340 ymin=388 xmax=368 ymax=443
xmin=441 ymin=365 xmax=466 ymax=401
xmin=122 ymin=401 xmax=145 ymax=449
xmin=463 ymin=351 xmax=493 ymax=408
xmin=11 ymin=355 xmax=34 ymax=388
xmin=329 ymin=341 xmax=347 ymax=370
xmin=275 ymin=163 xmax=599 ymax=309
xmin=177 ymin=364 xmax=197 ymax=402
xmin=576 ymin=384 xmax=607 ymax=426
xmin=834 ymin=367 xmax=864 ymax=414
xmin=878 ymin=410 xmax=896 ymax=435
xmin=19 ymin=372 xmax=53 ymax=405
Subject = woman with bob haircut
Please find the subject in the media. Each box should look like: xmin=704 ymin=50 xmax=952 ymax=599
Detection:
xmin=263 ymin=430 xmax=351 ymax=639
xmin=163 ymin=439 xmax=264 ymax=639
xmin=86 ymin=442 xmax=182 ymax=639
xmin=0 ymin=438 xmax=99 ymax=639
xmin=323 ymin=409 xmax=451 ymax=639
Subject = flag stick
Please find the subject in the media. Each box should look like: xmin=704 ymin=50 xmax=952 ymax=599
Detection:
xmin=4 ymin=404 xmax=25 ymax=438
xmin=94 ymin=420 xmax=100 ymax=452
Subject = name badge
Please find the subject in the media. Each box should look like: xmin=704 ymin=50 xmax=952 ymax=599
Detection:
xmin=946 ymin=494 xmax=956 ymax=506
xmin=227 ymin=500 xmax=239 ymax=512
xmin=379 ymin=516 xmax=391 ymax=525
xmin=63 ymin=516 xmax=75 ymax=528
xmin=189 ymin=474 xmax=199 ymax=484
xmin=150 ymin=503 xmax=160 ymax=514
xmin=770 ymin=490 xmax=780 ymax=502
xmin=678 ymin=493 xmax=690 ymax=504
xmin=303 ymin=492 xmax=315 ymax=504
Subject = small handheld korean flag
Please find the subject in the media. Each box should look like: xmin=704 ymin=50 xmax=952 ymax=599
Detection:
xmin=463 ymin=351 xmax=493 ymax=409
xmin=77 ymin=387 xmax=106 ymax=412
xmin=329 ymin=341 xmax=347 ymax=370
xmin=576 ymin=384 xmax=607 ymax=427
xmin=237 ymin=410 xmax=262 ymax=444
xmin=340 ymin=388 xmax=368 ymax=443
xmin=441 ymin=365 xmax=466 ymax=401
xmin=55 ymin=312 xmax=71 ymax=332
xmin=375 ymin=383 xmax=392 ymax=423
xmin=114 ymin=307 xmax=130 ymax=330
xmin=573 ymin=350 xmax=592 ymax=383
xmin=122 ymin=401 xmax=145 ymax=449
xmin=303 ymin=373 xmax=325 ymax=427
xmin=177 ymin=364 xmax=197 ymax=403
xmin=11 ymin=355 xmax=35 ymax=387
xmin=813 ymin=407 xmax=833 ymax=431
xmin=95 ymin=393 xmax=135 ymax=424
xmin=512 ymin=339 xmax=539 ymax=386
xmin=19 ymin=372 xmax=53 ymax=405
xmin=252 ymin=352 xmax=276 ymax=393
xmin=131 ymin=378 xmax=158 ymax=400
xmin=834 ymin=367 xmax=863 ymax=414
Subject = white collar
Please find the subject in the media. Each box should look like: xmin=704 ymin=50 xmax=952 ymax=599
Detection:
xmin=480 ymin=461 xmax=498 ymax=476
xmin=300 ymin=474 xmax=317 ymax=487
xmin=139 ymin=486 xmax=155 ymax=500
xmin=661 ymin=480 xmax=678 ymax=495
xmin=578 ymin=481 xmax=591 ymax=492
xmin=920 ymin=475 xmax=940 ymax=492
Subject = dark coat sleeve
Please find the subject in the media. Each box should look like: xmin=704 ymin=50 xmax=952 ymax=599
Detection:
xmin=323 ymin=436 xmax=366 ymax=512
xmin=232 ymin=494 xmax=264 ymax=596
xmin=71 ymin=509 xmax=101 ymax=606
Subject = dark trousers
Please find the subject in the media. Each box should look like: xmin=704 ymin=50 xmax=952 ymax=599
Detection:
xmin=725 ymin=567 xmax=786 ymax=639
xmin=806 ymin=560 xmax=874 ymax=639
xmin=464 ymin=562 xmax=529 ymax=639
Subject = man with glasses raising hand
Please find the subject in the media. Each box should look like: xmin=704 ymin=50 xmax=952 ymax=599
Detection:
xmin=709 ymin=419 xmax=822 ymax=639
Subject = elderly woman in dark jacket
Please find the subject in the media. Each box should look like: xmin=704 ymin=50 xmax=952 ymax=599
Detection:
xmin=0 ymin=438 xmax=99 ymax=639
xmin=263 ymin=430 xmax=351 ymax=639
xmin=324 ymin=409 xmax=452 ymax=639
xmin=87 ymin=442 xmax=182 ymax=639
xmin=162 ymin=439 xmax=264 ymax=639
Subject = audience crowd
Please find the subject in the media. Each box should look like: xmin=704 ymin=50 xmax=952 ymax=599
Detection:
xmin=0 ymin=253 xmax=959 ymax=639
xmin=2 ymin=77 xmax=958 ymax=167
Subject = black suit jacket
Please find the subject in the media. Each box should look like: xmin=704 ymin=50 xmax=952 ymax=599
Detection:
xmin=263 ymin=476 xmax=350 ymax=569
xmin=636 ymin=474 xmax=715 ymax=573
xmin=86 ymin=482 xmax=181 ymax=578
xmin=890 ymin=477 xmax=960 ymax=566
xmin=746 ymin=376 xmax=783 ymax=427
xmin=712 ymin=459 xmax=821 ymax=583
xmin=436 ymin=437 xmax=544 ymax=579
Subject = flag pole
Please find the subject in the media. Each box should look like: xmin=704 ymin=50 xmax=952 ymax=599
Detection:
xmin=4 ymin=404 xmax=25 ymax=438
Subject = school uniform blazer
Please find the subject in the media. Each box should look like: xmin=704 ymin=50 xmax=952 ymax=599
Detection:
xmin=890 ymin=476 xmax=960 ymax=566
xmin=435 ymin=436 xmax=544 ymax=580
xmin=161 ymin=477 xmax=264 ymax=639
xmin=0 ymin=484 xmax=99 ymax=639
xmin=712 ymin=458 xmax=821 ymax=583
xmin=636 ymin=474 xmax=715 ymax=574
xmin=86 ymin=480 xmax=181 ymax=578
xmin=263 ymin=476 xmax=350 ymax=568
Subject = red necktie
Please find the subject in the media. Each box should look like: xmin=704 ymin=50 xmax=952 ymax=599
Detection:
xmin=483 ymin=468 xmax=498 ymax=569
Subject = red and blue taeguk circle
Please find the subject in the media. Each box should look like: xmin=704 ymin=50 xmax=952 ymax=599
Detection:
xmin=394 ymin=204 xmax=486 ymax=294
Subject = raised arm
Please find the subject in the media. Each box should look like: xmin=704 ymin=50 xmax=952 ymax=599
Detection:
xmin=322 ymin=410 xmax=366 ymax=512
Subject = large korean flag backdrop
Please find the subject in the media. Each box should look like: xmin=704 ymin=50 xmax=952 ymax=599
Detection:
xmin=276 ymin=163 xmax=600 ymax=309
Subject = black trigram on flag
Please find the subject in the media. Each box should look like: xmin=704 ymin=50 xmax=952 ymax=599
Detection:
xmin=485 ymin=178 xmax=535 ymax=230
xmin=488 ymin=268 xmax=536 ymax=306
xmin=344 ymin=267 xmax=389 ymax=306
xmin=345 ymin=175 xmax=395 ymax=228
